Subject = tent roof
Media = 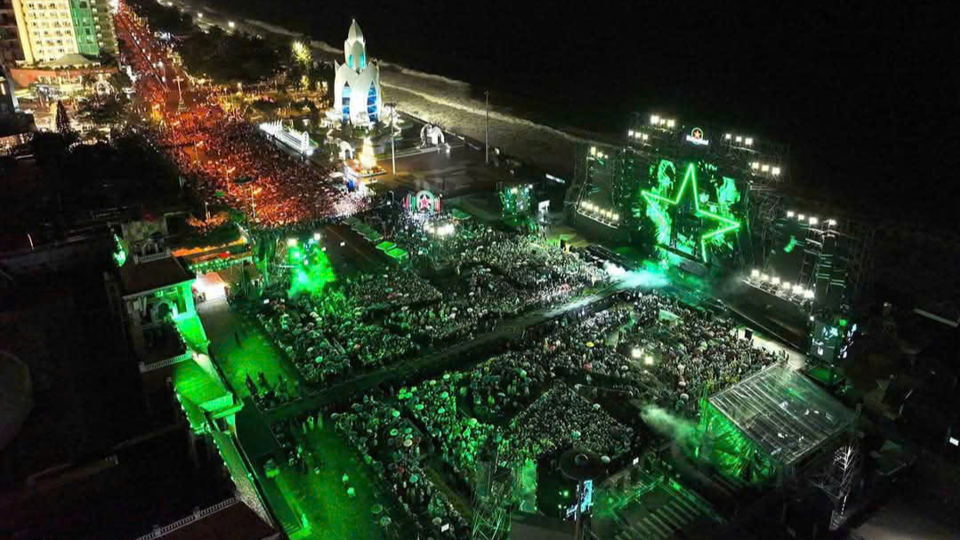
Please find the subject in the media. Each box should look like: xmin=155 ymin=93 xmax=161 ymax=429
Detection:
xmin=709 ymin=362 xmax=856 ymax=465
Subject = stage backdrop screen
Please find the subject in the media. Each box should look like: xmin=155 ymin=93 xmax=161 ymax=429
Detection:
xmin=635 ymin=158 xmax=745 ymax=265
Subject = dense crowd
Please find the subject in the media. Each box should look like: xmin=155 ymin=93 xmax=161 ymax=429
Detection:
xmin=121 ymin=1 xmax=366 ymax=230
xmin=259 ymin=284 xmax=786 ymax=538
xmin=356 ymin=211 xmax=608 ymax=342
xmin=173 ymin=116 xmax=369 ymax=227
xmin=532 ymin=291 xmax=784 ymax=415
xmin=250 ymin=286 xmax=421 ymax=386
xmin=330 ymin=396 xmax=471 ymax=539
xmin=500 ymin=384 xmax=633 ymax=464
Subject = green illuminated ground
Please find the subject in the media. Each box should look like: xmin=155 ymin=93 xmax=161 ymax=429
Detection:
xmin=195 ymin=299 xmax=304 ymax=400
xmin=174 ymin=314 xmax=209 ymax=353
xmin=280 ymin=424 xmax=393 ymax=540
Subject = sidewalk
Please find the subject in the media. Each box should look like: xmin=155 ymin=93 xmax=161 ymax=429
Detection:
xmin=196 ymin=295 xmax=304 ymax=400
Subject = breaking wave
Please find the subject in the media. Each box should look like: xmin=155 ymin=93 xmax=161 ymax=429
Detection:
xmin=243 ymin=18 xmax=302 ymax=38
xmin=381 ymin=81 xmax=592 ymax=145
xmin=393 ymin=67 xmax=471 ymax=88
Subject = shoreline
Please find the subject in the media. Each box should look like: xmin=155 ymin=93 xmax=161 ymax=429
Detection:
xmin=179 ymin=0 xmax=615 ymax=179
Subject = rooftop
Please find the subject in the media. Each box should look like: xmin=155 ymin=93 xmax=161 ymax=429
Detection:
xmin=144 ymin=498 xmax=276 ymax=540
xmin=119 ymin=253 xmax=194 ymax=297
xmin=708 ymin=362 xmax=856 ymax=465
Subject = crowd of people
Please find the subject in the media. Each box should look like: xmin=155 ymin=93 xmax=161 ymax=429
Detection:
xmin=173 ymin=116 xmax=369 ymax=228
xmin=500 ymin=384 xmax=634 ymax=464
xmin=353 ymin=210 xmax=609 ymax=343
xmin=121 ymin=0 xmax=367 ymax=230
xmin=523 ymin=290 xmax=785 ymax=416
xmin=626 ymin=293 xmax=785 ymax=413
xmin=330 ymin=395 xmax=471 ymax=540
xmin=249 ymin=287 xmax=421 ymax=387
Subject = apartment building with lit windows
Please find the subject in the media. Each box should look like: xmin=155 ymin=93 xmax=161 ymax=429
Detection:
xmin=0 ymin=0 xmax=24 ymax=64
xmin=11 ymin=0 xmax=116 ymax=65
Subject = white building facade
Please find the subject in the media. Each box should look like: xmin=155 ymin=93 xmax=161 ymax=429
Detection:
xmin=332 ymin=19 xmax=381 ymax=126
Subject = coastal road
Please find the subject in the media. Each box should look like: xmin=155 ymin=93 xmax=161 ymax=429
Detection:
xmin=160 ymin=0 xmax=609 ymax=180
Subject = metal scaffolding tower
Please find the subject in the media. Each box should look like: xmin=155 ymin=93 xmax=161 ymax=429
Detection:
xmin=811 ymin=441 xmax=861 ymax=530
xmin=471 ymin=458 xmax=514 ymax=540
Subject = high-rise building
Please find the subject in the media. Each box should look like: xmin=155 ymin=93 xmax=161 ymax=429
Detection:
xmin=332 ymin=19 xmax=381 ymax=126
xmin=10 ymin=0 xmax=116 ymax=65
xmin=0 ymin=0 xmax=24 ymax=64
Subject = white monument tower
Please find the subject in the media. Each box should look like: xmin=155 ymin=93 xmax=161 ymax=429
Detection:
xmin=332 ymin=19 xmax=382 ymax=126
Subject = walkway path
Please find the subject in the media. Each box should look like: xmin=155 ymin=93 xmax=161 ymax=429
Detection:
xmin=197 ymin=296 xmax=304 ymax=400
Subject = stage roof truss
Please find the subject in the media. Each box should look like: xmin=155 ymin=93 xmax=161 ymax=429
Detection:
xmin=708 ymin=363 xmax=855 ymax=466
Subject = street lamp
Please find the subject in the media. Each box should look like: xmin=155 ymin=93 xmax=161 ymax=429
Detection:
xmin=385 ymin=101 xmax=398 ymax=178
xmin=484 ymin=90 xmax=490 ymax=164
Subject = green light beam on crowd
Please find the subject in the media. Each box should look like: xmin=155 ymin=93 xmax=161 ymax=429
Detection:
xmin=641 ymin=163 xmax=741 ymax=263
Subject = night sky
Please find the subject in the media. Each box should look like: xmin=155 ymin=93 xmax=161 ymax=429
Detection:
xmin=211 ymin=0 xmax=953 ymax=222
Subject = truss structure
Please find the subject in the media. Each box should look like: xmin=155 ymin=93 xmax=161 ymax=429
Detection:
xmin=471 ymin=460 xmax=514 ymax=540
xmin=810 ymin=441 xmax=861 ymax=530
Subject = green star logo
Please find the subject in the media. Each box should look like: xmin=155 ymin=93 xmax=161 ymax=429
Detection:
xmin=641 ymin=163 xmax=741 ymax=263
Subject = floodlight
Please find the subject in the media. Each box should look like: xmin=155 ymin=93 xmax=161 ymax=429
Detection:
xmin=590 ymin=147 xmax=597 ymax=156
xmin=286 ymin=238 xmax=297 ymax=247
xmin=628 ymin=130 xmax=635 ymax=137
xmin=751 ymin=162 xmax=760 ymax=169
xmin=632 ymin=348 xmax=641 ymax=359
xmin=827 ymin=219 xmax=836 ymax=226
xmin=798 ymin=214 xmax=806 ymax=221
xmin=793 ymin=285 xmax=803 ymax=295
xmin=760 ymin=273 xmax=770 ymax=282
xmin=666 ymin=119 xmax=675 ymax=128
xmin=751 ymin=269 xmax=760 ymax=278
xmin=613 ymin=213 xmax=620 ymax=221
xmin=642 ymin=133 xmax=649 ymax=141
xmin=313 ymin=232 xmax=321 ymax=241
xmin=644 ymin=356 xmax=654 ymax=366
xmin=772 ymin=276 xmax=781 ymax=285
xmin=809 ymin=217 xmax=819 ymax=225
xmin=745 ymin=137 xmax=754 ymax=146
xmin=772 ymin=167 xmax=781 ymax=176
xmin=725 ymin=133 xmax=732 ymax=140
xmin=650 ymin=115 xmax=659 ymax=125
xmin=228 ymin=21 xmax=236 ymax=28
xmin=810 ymin=315 xmax=815 ymax=321
xmin=340 ymin=242 xmax=346 ymax=247
xmin=782 ymin=281 xmax=791 ymax=289
xmin=804 ymin=290 xmax=815 ymax=300
xmin=735 ymin=136 xmax=743 ymax=143
xmin=787 ymin=211 xmax=795 ymax=217
xmin=761 ymin=164 xmax=770 ymax=172
xmin=197 ymin=12 xmax=202 ymax=18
